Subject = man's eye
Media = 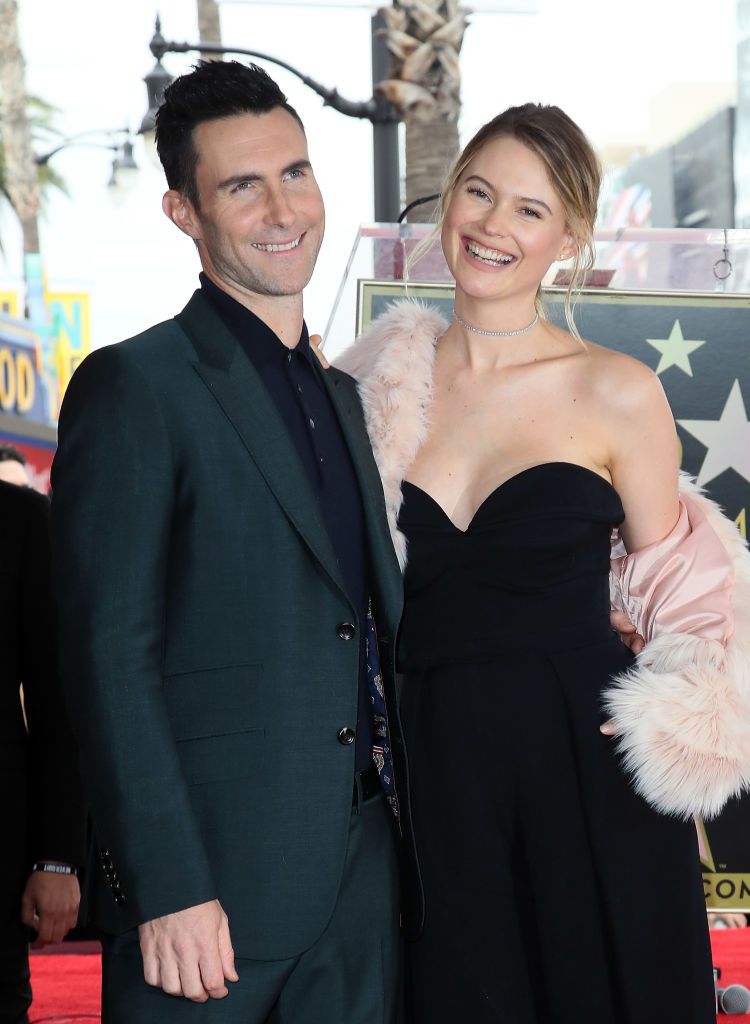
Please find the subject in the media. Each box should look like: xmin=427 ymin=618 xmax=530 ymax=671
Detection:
xmin=285 ymin=168 xmax=305 ymax=181
xmin=232 ymin=181 xmax=253 ymax=194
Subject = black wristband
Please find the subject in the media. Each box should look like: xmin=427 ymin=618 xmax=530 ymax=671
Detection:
xmin=32 ymin=862 xmax=78 ymax=876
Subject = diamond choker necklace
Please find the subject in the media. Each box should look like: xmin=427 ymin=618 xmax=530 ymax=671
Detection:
xmin=452 ymin=309 xmax=539 ymax=337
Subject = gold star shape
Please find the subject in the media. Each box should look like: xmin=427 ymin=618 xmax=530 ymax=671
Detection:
xmin=646 ymin=319 xmax=705 ymax=376
xmin=678 ymin=379 xmax=750 ymax=487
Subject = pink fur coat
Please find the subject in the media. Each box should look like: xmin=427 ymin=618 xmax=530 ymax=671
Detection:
xmin=336 ymin=298 xmax=750 ymax=821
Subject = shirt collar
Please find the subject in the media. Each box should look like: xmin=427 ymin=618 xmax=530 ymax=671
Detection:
xmin=199 ymin=272 xmax=310 ymax=368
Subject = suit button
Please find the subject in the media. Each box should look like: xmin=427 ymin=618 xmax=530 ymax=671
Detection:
xmin=337 ymin=622 xmax=356 ymax=640
xmin=337 ymin=727 xmax=355 ymax=745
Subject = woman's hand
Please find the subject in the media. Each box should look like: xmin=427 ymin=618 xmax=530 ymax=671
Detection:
xmin=309 ymin=334 xmax=330 ymax=368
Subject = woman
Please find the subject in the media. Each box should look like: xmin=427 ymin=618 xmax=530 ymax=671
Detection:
xmin=337 ymin=104 xmax=750 ymax=1023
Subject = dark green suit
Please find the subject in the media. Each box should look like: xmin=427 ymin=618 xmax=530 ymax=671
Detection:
xmin=51 ymin=291 xmax=407 ymax=1008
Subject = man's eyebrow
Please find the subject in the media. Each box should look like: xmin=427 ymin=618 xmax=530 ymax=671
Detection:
xmin=217 ymin=159 xmax=312 ymax=192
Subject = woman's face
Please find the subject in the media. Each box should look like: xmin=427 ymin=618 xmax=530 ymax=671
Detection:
xmin=441 ymin=134 xmax=573 ymax=306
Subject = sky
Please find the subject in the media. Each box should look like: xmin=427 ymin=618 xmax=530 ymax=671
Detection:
xmin=0 ymin=0 xmax=739 ymax=349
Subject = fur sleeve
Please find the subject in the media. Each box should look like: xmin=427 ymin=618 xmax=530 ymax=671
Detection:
xmin=604 ymin=475 xmax=750 ymax=819
xmin=335 ymin=300 xmax=446 ymax=570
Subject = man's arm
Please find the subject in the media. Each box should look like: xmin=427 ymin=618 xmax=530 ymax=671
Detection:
xmin=51 ymin=345 xmax=236 ymax=998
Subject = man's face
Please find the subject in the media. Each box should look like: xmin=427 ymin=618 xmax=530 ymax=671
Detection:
xmin=169 ymin=108 xmax=325 ymax=301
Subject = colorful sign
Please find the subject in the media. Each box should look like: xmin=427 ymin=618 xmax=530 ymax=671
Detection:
xmin=46 ymin=291 xmax=91 ymax=402
xmin=0 ymin=313 xmax=52 ymax=423
xmin=0 ymin=287 xmax=91 ymax=417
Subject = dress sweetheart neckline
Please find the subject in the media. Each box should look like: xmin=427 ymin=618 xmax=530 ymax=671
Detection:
xmin=401 ymin=461 xmax=620 ymax=534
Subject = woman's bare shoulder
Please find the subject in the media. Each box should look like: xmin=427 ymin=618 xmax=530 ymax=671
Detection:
xmin=580 ymin=339 xmax=666 ymax=417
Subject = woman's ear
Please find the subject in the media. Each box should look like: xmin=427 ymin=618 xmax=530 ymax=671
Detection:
xmin=558 ymin=231 xmax=578 ymax=262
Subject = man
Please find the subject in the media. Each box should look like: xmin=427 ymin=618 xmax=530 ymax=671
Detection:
xmin=51 ymin=61 xmax=407 ymax=1023
xmin=0 ymin=479 xmax=85 ymax=1023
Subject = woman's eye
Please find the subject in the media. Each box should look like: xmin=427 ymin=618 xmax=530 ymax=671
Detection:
xmin=467 ymin=186 xmax=489 ymax=201
xmin=520 ymin=206 xmax=541 ymax=218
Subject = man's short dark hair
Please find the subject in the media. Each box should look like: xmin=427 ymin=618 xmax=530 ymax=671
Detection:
xmin=0 ymin=443 xmax=26 ymax=466
xmin=155 ymin=60 xmax=305 ymax=211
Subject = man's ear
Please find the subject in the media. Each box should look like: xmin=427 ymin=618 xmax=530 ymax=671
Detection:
xmin=162 ymin=190 xmax=201 ymax=240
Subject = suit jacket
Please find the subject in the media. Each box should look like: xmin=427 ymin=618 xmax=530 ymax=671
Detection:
xmin=0 ymin=480 xmax=85 ymax=915
xmin=51 ymin=290 xmax=408 ymax=960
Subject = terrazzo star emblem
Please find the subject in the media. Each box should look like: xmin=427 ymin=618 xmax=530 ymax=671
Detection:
xmin=678 ymin=379 xmax=750 ymax=487
xmin=646 ymin=319 xmax=705 ymax=376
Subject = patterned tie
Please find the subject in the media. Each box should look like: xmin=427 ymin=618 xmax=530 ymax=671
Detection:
xmin=365 ymin=599 xmax=400 ymax=821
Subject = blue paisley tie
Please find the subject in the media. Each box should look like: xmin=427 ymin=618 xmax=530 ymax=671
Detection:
xmin=365 ymin=600 xmax=400 ymax=821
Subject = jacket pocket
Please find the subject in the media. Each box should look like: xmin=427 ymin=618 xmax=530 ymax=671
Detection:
xmin=163 ymin=662 xmax=263 ymax=741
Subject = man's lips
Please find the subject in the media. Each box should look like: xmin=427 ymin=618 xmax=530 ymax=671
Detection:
xmin=462 ymin=236 xmax=517 ymax=267
xmin=251 ymin=232 xmax=305 ymax=253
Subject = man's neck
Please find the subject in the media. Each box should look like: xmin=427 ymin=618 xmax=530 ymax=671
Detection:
xmin=202 ymin=269 xmax=304 ymax=349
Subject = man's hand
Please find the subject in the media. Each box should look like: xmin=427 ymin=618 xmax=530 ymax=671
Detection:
xmin=21 ymin=870 xmax=80 ymax=946
xmin=138 ymin=899 xmax=238 ymax=1002
xmin=609 ymin=609 xmax=645 ymax=656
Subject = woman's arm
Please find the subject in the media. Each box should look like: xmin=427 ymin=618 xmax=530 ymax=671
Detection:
xmin=605 ymin=357 xmax=681 ymax=554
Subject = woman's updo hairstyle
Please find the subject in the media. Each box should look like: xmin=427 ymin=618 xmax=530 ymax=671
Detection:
xmin=410 ymin=103 xmax=601 ymax=338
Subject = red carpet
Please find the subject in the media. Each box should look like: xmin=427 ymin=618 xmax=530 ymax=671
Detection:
xmin=26 ymin=930 xmax=750 ymax=1021
xmin=712 ymin=929 xmax=750 ymax=1020
xmin=29 ymin=944 xmax=101 ymax=1023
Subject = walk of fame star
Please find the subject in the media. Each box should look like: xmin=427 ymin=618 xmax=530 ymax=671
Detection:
xmin=678 ymin=379 xmax=750 ymax=487
xmin=646 ymin=320 xmax=706 ymax=376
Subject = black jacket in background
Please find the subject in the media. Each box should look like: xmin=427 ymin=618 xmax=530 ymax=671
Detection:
xmin=0 ymin=479 xmax=86 ymax=913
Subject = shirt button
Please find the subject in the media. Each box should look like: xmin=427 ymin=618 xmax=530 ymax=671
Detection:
xmin=298 ymin=384 xmax=303 ymax=393
xmin=337 ymin=622 xmax=356 ymax=640
xmin=309 ymin=418 xmax=315 ymax=429
xmin=337 ymin=727 xmax=356 ymax=745
xmin=287 ymin=352 xmax=292 ymax=363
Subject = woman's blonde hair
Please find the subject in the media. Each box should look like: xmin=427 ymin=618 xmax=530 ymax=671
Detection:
xmin=408 ymin=103 xmax=601 ymax=339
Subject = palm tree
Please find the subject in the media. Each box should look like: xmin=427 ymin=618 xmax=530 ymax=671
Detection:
xmin=0 ymin=0 xmax=41 ymax=254
xmin=197 ymin=0 xmax=223 ymax=58
xmin=0 ymin=96 xmax=68 ymax=211
xmin=376 ymin=0 xmax=468 ymax=222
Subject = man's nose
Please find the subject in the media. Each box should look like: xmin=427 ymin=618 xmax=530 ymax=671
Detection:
xmin=264 ymin=187 xmax=295 ymax=228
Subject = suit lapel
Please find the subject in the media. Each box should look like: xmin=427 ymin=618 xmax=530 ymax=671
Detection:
xmin=315 ymin=362 xmax=403 ymax=632
xmin=176 ymin=292 xmax=348 ymax=601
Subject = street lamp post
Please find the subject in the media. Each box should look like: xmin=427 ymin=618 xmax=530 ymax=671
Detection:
xmin=140 ymin=15 xmax=401 ymax=222
xmin=36 ymin=128 xmax=138 ymax=189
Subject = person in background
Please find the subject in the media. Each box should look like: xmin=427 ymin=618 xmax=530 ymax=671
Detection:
xmin=0 ymin=445 xmax=31 ymax=488
xmin=0 ymin=478 xmax=85 ymax=1024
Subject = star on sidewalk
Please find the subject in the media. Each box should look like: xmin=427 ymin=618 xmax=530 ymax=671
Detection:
xmin=646 ymin=319 xmax=705 ymax=376
xmin=678 ymin=379 xmax=750 ymax=487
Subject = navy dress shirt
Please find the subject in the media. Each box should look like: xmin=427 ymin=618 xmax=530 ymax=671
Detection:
xmin=200 ymin=274 xmax=373 ymax=771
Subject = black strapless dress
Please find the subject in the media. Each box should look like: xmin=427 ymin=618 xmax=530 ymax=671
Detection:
xmin=397 ymin=462 xmax=715 ymax=1024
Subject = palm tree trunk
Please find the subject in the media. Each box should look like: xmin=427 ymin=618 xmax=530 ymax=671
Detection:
xmin=0 ymin=0 xmax=40 ymax=255
xmin=405 ymin=116 xmax=459 ymax=222
xmin=197 ymin=0 xmax=222 ymax=57
xmin=376 ymin=1 xmax=466 ymax=222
